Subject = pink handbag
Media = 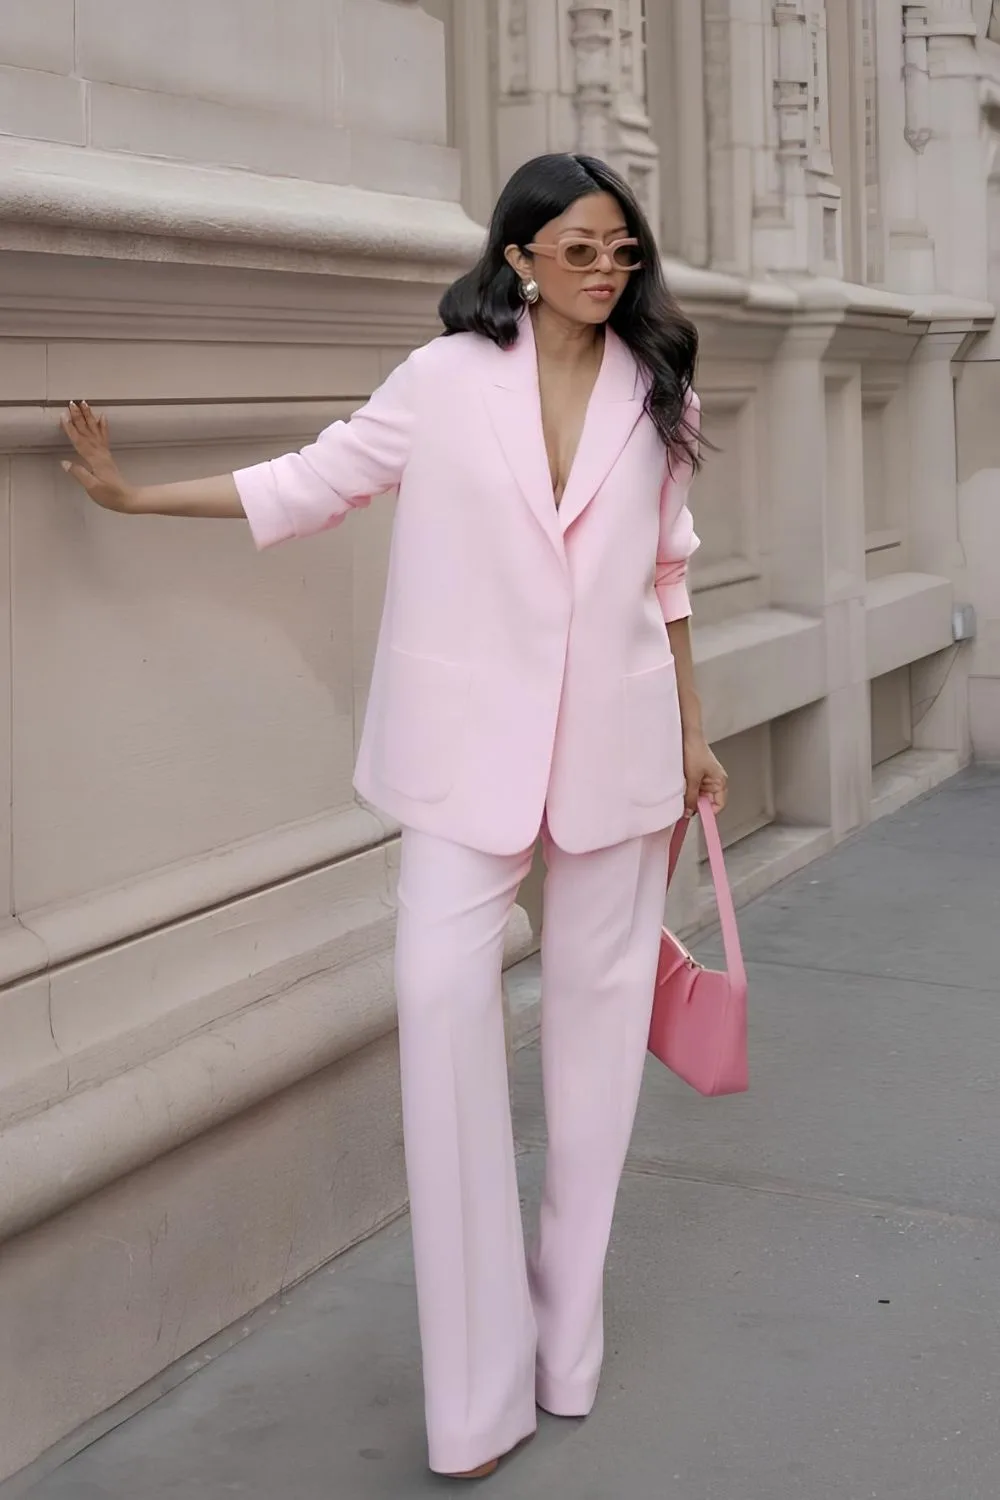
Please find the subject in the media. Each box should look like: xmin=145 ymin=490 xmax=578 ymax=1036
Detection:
xmin=648 ymin=797 xmax=749 ymax=1096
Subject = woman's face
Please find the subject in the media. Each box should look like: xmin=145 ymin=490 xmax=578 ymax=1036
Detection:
xmin=505 ymin=191 xmax=637 ymax=327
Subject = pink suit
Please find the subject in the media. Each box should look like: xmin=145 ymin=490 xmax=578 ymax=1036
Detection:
xmin=234 ymin=315 xmax=700 ymax=1473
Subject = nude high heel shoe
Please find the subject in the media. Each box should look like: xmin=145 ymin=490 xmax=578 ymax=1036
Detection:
xmin=445 ymin=1430 xmax=534 ymax=1480
xmin=447 ymin=1458 xmax=500 ymax=1480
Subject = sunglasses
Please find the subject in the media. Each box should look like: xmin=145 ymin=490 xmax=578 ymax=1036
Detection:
xmin=524 ymin=236 xmax=643 ymax=272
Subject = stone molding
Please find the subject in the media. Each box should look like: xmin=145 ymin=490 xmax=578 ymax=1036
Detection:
xmin=0 ymin=140 xmax=485 ymax=276
xmin=0 ymin=799 xmax=396 ymax=989
xmin=0 ymin=902 xmax=535 ymax=1243
xmin=0 ymin=400 xmax=358 ymax=456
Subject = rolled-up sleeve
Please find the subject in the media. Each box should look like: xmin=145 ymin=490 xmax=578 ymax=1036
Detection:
xmin=655 ymin=391 xmax=701 ymax=623
xmin=234 ymin=350 xmax=417 ymax=550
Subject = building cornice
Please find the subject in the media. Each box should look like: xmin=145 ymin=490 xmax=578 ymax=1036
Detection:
xmin=0 ymin=140 xmax=485 ymax=280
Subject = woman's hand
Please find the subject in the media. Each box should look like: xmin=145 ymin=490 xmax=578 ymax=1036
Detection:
xmin=60 ymin=402 xmax=136 ymax=513
xmin=682 ymin=733 xmax=728 ymax=818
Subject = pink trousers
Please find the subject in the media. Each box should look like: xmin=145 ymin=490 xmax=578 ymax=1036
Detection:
xmin=394 ymin=822 xmax=670 ymax=1474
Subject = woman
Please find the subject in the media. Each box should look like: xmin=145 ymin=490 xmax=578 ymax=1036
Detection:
xmin=61 ymin=153 xmax=727 ymax=1481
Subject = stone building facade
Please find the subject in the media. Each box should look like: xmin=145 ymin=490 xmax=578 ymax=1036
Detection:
xmin=1 ymin=0 xmax=999 ymax=1479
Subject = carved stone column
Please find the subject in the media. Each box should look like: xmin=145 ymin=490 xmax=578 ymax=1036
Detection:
xmin=765 ymin=0 xmax=842 ymax=275
xmin=922 ymin=0 xmax=987 ymax=300
xmin=567 ymin=1 xmax=661 ymax=226
xmin=860 ymin=0 xmax=884 ymax=283
xmin=902 ymin=4 xmax=933 ymax=153
xmin=568 ymin=2 xmax=616 ymax=158
xmin=611 ymin=0 xmax=660 ymax=224
xmin=887 ymin=0 xmax=984 ymax=298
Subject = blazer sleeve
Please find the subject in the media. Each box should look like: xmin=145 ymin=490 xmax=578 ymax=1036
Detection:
xmin=655 ymin=391 xmax=701 ymax=624
xmin=233 ymin=351 xmax=418 ymax=550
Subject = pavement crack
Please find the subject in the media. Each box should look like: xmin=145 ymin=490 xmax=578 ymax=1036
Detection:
xmin=736 ymin=953 xmax=996 ymax=997
xmin=620 ymin=1154 xmax=1000 ymax=1230
xmin=517 ymin=1136 xmax=1000 ymax=1230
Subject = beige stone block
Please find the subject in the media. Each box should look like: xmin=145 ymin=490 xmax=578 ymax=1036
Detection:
xmin=350 ymin=132 xmax=460 ymax=202
xmin=89 ymin=83 xmax=351 ymax=186
xmin=772 ymin=690 xmax=870 ymax=838
xmin=0 ymin=1032 xmax=408 ymax=1482
xmin=0 ymin=341 xmax=46 ymax=401
xmin=772 ymin=699 xmax=833 ymax=829
xmin=969 ymin=677 xmax=1000 ymax=759
xmin=870 ymin=667 xmax=913 ymax=766
xmin=76 ymin=0 xmax=332 ymax=119
xmin=45 ymin=846 xmax=394 ymax=1087
xmin=46 ymin=342 xmax=381 ymax=403
xmin=688 ymin=392 xmax=759 ymax=576
xmin=709 ymin=724 xmax=773 ymax=848
xmin=865 ymin=573 xmax=953 ymax=681
xmin=343 ymin=0 xmax=448 ymax=144
xmin=0 ymin=463 xmax=9 ymax=918
xmin=11 ymin=447 xmax=361 ymax=910
xmin=0 ymin=973 xmax=60 ymax=1099
xmin=0 ymin=64 xmax=85 ymax=145
xmin=957 ymin=471 xmax=1000 ymax=665
xmin=351 ymin=499 xmax=396 ymax=756
xmin=0 ymin=0 xmax=75 ymax=75
xmin=694 ymin=608 xmax=826 ymax=743
xmin=828 ymin=684 xmax=872 ymax=836
xmin=823 ymin=595 xmax=867 ymax=695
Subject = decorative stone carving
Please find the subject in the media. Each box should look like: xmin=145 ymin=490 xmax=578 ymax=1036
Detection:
xmin=765 ymin=0 xmax=841 ymax=275
xmin=922 ymin=0 xmax=977 ymax=35
xmin=902 ymin=5 xmax=933 ymax=154
xmin=612 ymin=0 xmax=660 ymax=223
xmin=499 ymin=0 xmax=530 ymax=97
xmin=703 ymin=0 xmax=737 ymax=269
xmin=861 ymin=0 xmax=884 ymax=281
xmin=564 ymin=1 xmax=660 ymax=228
xmin=773 ymin=2 xmax=811 ymax=168
xmin=568 ymin=2 xmax=616 ymax=157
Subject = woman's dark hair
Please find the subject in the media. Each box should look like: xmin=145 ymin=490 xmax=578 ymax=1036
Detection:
xmin=439 ymin=153 xmax=700 ymax=468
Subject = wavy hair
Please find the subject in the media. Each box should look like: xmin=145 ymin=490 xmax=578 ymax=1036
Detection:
xmin=439 ymin=153 xmax=701 ymax=468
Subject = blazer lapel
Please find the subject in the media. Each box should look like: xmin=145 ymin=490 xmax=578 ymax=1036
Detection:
xmin=481 ymin=316 xmax=645 ymax=549
xmin=557 ymin=328 xmax=646 ymax=534
xmin=482 ymin=317 xmax=565 ymax=558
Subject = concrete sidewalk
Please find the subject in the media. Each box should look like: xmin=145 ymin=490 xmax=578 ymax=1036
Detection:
xmin=12 ymin=769 xmax=1000 ymax=1500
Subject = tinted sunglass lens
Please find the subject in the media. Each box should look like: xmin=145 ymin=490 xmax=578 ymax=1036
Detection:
xmin=613 ymin=245 xmax=641 ymax=269
xmin=564 ymin=242 xmax=599 ymax=268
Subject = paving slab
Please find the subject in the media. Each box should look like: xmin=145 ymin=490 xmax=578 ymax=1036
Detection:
xmin=12 ymin=770 xmax=1000 ymax=1500
xmin=517 ymin=960 xmax=1000 ymax=1221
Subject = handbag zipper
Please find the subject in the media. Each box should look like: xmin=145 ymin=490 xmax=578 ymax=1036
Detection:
xmin=669 ymin=933 xmax=703 ymax=971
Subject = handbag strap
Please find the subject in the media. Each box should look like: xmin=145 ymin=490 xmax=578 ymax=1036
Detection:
xmin=667 ymin=798 xmax=747 ymax=989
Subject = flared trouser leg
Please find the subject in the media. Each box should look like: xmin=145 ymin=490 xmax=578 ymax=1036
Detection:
xmin=394 ymin=828 xmax=536 ymax=1475
xmin=394 ymin=823 xmax=670 ymax=1471
xmin=530 ymin=826 xmax=670 ymax=1417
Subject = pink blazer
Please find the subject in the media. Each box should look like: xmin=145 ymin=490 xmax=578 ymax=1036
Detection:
xmin=235 ymin=316 xmax=700 ymax=855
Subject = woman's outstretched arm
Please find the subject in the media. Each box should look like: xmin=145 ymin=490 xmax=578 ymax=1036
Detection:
xmin=62 ymin=343 xmax=418 ymax=545
xmin=61 ymin=402 xmax=244 ymax=517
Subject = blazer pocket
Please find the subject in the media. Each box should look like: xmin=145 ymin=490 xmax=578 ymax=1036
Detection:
xmin=377 ymin=647 xmax=471 ymax=804
xmin=623 ymin=660 xmax=684 ymax=807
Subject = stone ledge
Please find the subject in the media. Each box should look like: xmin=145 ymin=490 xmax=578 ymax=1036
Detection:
xmin=0 ymin=801 xmax=398 ymax=987
xmin=865 ymin=572 xmax=954 ymax=680
xmin=1 ymin=400 xmax=359 ymax=455
xmin=0 ymin=139 xmax=484 ymax=276
xmin=870 ymin=747 xmax=965 ymax=821
xmin=693 ymin=608 xmax=827 ymax=743
xmin=0 ymin=888 xmax=532 ymax=1242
